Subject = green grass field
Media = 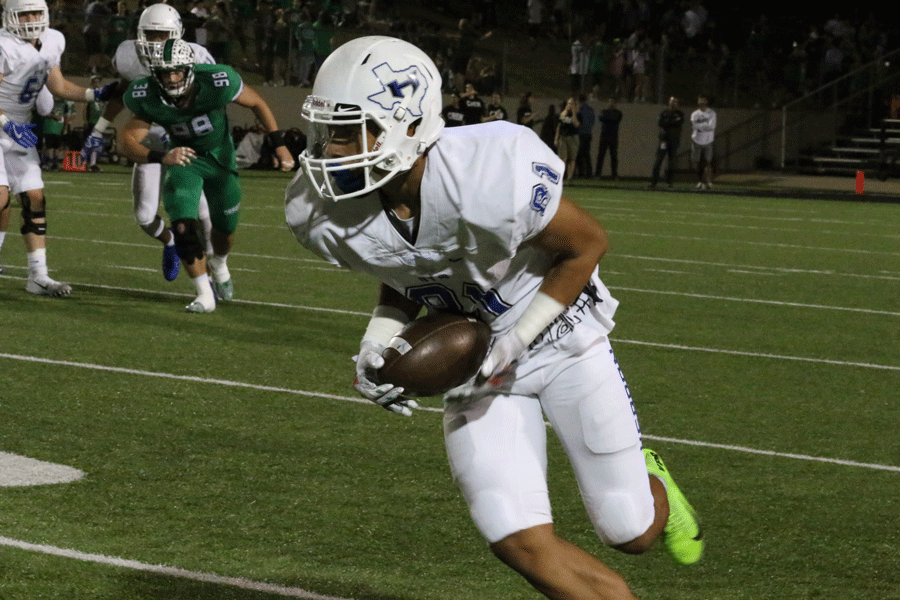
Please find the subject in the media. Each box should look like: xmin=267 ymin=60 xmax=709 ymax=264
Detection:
xmin=1 ymin=167 xmax=898 ymax=600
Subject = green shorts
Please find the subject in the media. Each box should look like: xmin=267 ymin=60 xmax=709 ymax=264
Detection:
xmin=162 ymin=155 xmax=241 ymax=234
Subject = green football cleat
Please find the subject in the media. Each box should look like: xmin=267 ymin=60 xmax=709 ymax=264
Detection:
xmin=644 ymin=448 xmax=704 ymax=565
xmin=212 ymin=278 xmax=234 ymax=301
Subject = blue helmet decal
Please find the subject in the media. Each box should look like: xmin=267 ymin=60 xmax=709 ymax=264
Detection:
xmin=367 ymin=62 xmax=427 ymax=117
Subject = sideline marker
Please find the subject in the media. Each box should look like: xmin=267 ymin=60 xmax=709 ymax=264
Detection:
xmin=856 ymin=170 xmax=864 ymax=194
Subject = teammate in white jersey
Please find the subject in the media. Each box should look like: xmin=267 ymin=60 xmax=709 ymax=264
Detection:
xmin=285 ymin=36 xmax=704 ymax=600
xmin=80 ymin=3 xmax=216 ymax=282
xmin=0 ymin=0 xmax=115 ymax=295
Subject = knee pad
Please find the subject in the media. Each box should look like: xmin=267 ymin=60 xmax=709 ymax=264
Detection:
xmin=592 ymin=490 xmax=655 ymax=546
xmin=20 ymin=193 xmax=47 ymax=236
xmin=139 ymin=215 xmax=166 ymax=239
xmin=171 ymin=218 xmax=204 ymax=265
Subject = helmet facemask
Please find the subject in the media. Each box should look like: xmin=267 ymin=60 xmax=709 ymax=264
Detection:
xmin=2 ymin=0 xmax=49 ymax=41
xmin=302 ymin=99 xmax=417 ymax=200
xmin=298 ymin=36 xmax=445 ymax=202
xmin=149 ymin=39 xmax=195 ymax=100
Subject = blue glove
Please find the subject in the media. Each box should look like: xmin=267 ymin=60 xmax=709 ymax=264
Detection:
xmin=92 ymin=83 xmax=117 ymax=102
xmin=81 ymin=131 xmax=105 ymax=160
xmin=3 ymin=120 xmax=38 ymax=149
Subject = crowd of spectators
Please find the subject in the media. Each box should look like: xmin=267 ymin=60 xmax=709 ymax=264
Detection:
xmin=45 ymin=0 xmax=898 ymax=111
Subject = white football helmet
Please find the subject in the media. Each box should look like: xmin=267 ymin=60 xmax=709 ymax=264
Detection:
xmin=137 ymin=3 xmax=184 ymax=64
xmin=2 ymin=0 xmax=49 ymax=41
xmin=299 ymin=36 xmax=444 ymax=201
xmin=149 ymin=39 xmax=195 ymax=99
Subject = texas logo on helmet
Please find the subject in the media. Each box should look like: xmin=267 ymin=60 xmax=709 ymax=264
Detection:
xmin=366 ymin=62 xmax=427 ymax=118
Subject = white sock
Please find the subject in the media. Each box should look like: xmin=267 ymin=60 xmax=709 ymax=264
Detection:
xmin=27 ymin=247 xmax=49 ymax=279
xmin=0 ymin=231 xmax=6 ymax=252
xmin=207 ymin=254 xmax=230 ymax=283
xmin=192 ymin=274 xmax=215 ymax=306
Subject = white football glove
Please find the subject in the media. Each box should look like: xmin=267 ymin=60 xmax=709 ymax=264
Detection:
xmin=353 ymin=340 xmax=419 ymax=417
xmin=477 ymin=329 xmax=527 ymax=383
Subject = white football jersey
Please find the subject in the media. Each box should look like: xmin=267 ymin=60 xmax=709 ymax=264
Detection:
xmin=0 ymin=28 xmax=65 ymax=123
xmin=111 ymin=40 xmax=215 ymax=82
xmin=286 ymin=121 xmax=619 ymax=339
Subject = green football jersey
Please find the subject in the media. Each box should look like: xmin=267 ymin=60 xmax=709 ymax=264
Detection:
xmin=124 ymin=64 xmax=243 ymax=165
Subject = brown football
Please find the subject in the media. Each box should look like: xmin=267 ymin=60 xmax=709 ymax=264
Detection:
xmin=377 ymin=313 xmax=492 ymax=397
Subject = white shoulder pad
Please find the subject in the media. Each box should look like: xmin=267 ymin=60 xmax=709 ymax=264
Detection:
xmin=188 ymin=42 xmax=216 ymax=65
xmin=38 ymin=29 xmax=66 ymax=67
xmin=112 ymin=40 xmax=150 ymax=81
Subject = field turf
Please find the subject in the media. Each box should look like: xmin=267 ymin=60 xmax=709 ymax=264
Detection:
xmin=1 ymin=167 xmax=897 ymax=599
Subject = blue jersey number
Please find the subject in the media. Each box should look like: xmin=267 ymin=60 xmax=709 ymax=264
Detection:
xmin=19 ymin=76 xmax=46 ymax=104
xmin=406 ymin=282 xmax=511 ymax=317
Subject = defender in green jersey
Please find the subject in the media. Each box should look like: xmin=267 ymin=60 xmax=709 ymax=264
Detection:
xmin=122 ymin=38 xmax=293 ymax=313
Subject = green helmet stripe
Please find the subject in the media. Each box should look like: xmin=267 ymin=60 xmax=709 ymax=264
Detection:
xmin=163 ymin=38 xmax=175 ymax=62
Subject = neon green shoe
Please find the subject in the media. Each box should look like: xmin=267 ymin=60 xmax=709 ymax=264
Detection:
xmin=644 ymin=448 xmax=704 ymax=565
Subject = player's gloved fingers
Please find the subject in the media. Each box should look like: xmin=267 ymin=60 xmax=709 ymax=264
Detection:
xmin=372 ymin=383 xmax=404 ymax=404
xmin=382 ymin=396 xmax=418 ymax=416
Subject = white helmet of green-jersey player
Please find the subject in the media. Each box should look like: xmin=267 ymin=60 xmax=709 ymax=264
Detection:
xmin=2 ymin=0 xmax=49 ymax=41
xmin=136 ymin=3 xmax=184 ymax=64
xmin=149 ymin=38 xmax=196 ymax=100
xmin=299 ymin=36 xmax=444 ymax=201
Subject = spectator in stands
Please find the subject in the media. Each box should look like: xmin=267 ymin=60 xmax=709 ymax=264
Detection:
xmin=539 ymin=101 xmax=558 ymax=151
xmin=516 ymin=91 xmax=538 ymax=131
xmin=312 ymin=10 xmax=335 ymax=80
xmin=648 ymin=96 xmax=685 ymax=188
xmin=690 ymin=93 xmax=716 ymax=189
xmin=475 ymin=60 xmax=501 ymax=97
xmin=264 ymin=7 xmax=291 ymax=86
xmin=610 ymin=38 xmax=627 ymax=100
xmin=575 ymin=93 xmax=595 ymax=178
xmin=627 ymin=29 xmax=652 ymax=102
xmin=441 ymin=92 xmax=466 ymax=127
xmin=822 ymin=36 xmax=845 ymax=84
xmin=190 ymin=0 xmax=209 ymax=46
xmin=106 ymin=1 xmax=131 ymax=57
xmin=460 ymin=82 xmax=486 ymax=125
xmin=569 ymin=34 xmax=588 ymax=94
xmin=587 ymin=34 xmax=610 ymax=99
xmin=294 ymin=8 xmax=316 ymax=86
xmin=484 ymin=92 xmax=508 ymax=122
xmin=595 ymin=97 xmax=622 ymax=180
xmin=83 ymin=0 xmax=111 ymax=75
xmin=205 ymin=1 xmax=232 ymax=63
xmin=450 ymin=17 xmax=492 ymax=92
xmin=555 ymin=97 xmax=580 ymax=181
xmin=526 ymin=0 xmax=544 ymax=50
xmin=681 ymin=0 xmax=707 ymax=54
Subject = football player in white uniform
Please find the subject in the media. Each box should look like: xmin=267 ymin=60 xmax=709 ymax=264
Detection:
xmin=80 ymin=3 xmax=216 ymax=283
xmin=286 ymin=37 xmax=704 ymax=600
xmin=0 ymin=0 xmax=115 ymax=295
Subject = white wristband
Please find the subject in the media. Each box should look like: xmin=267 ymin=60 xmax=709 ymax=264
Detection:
xmin=362 ymin=305 xmax=411 ymax=347
xmin=0 ymin=114 xmax=8 ymax=127
xmin=513 ymin=291 xmax=567 ymax=347
xmin=92 ymin=116 xmax=111 ymax=135
xmin=85 ymin=88 xmax=95 ymax=102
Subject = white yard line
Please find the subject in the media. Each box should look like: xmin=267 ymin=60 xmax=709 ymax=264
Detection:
xmin=2 ymin=351 xmax=897 ymax=471
xmin=0 ymin=536 xmax=353 ymax=600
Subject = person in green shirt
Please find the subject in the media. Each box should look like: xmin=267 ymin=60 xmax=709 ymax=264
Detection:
xmin=121 ymin=38 xmax=293 ymax=313
xmin=42 ymin=98 xmax=73 ymax=172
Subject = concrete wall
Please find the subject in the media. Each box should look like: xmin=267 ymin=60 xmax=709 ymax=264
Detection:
xmin=77 ymin=76 xmax=831 ymax=177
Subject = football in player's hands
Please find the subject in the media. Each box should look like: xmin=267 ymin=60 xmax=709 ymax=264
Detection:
xmin=377 ymin=312 xmax=492 ymax=397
